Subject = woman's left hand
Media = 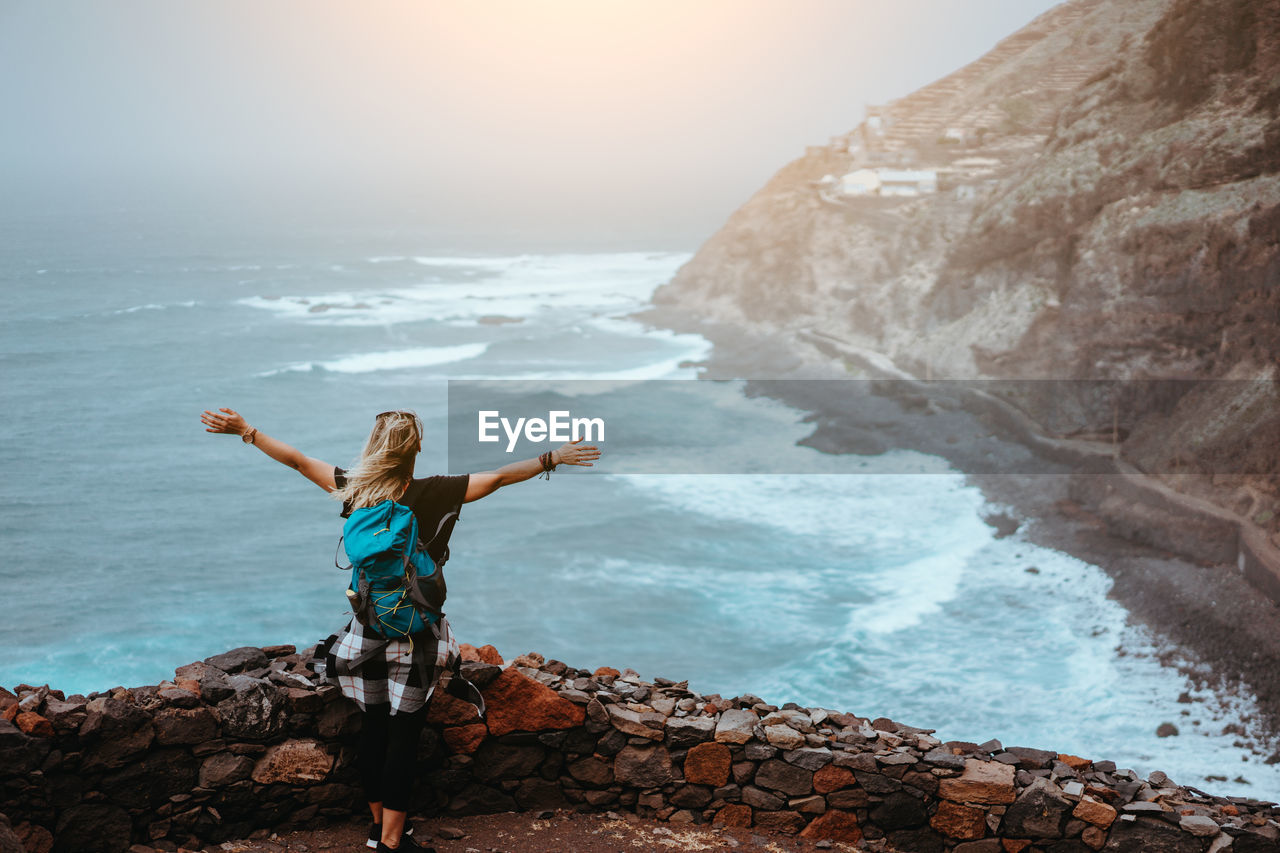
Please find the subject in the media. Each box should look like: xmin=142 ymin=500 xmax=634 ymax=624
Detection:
xmin=553 ymin=437 xmax=602 ymax=467
xmin=201 ymin=407 xmax=250 ymax=436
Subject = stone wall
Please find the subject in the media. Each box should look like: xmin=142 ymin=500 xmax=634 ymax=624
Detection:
xmin=2 ymin=643 xmax=1278 ymax=853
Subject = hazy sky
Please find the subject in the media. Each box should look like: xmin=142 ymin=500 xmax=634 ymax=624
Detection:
xmin=2 ymin=1 xmax=1062 ymax=248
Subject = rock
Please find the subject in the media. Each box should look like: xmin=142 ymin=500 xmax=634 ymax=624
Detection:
xmin=152 ymin=707 xmax=219 ymax=745
xmin=203 ymin=647 xmax=268 ymax=674
xmin=1073 ymin=796 xmax=1118 ymax=828
xmin=1180 ymin=815 xmax=1220 ymax=837
xmin=54 ymin=803 xmax=132 ymax=853
xmin=0 ymin=819 xmax=22 ymax=853
xmin=473 ymin=742 xmax=546 ymax=782
xmin=1001 ymin=776 xmax=1071 ymax=838
xmin=215 ymin=681 xmax=287 ymax=740
xmin=754 ymin=811 xmax=805 ymax=833
xmin=755 ymin=759 xmax=813 ymax=797
xmin=871 ymin=791 xmax=928 ymax=830
xmin=791 ymin=794 xmax=827 ymax=814
xmin=42 ymin=697 xmax=87 ymax=732
xmin=427 ymin=691 xmax=484 ymax=726
xmin=671 ymin=785 xmax=713 ymax=809
xmin=459 ymin=643 xmax=503 ymax=665
xmin=443 ymin=723 xmax=488 ymax=755
xmin=514 ymin=777 xmax=571 ymax=811
xmin=173 ymin=662 xmax=235 ymax=703
xmin=853 ymin=770 xmax=903 ymax=794
xmin=665 ymin=715 xmax=717 ymax=749
xmin=931 ymin=800 xmax=987 ymax=840
xmin=446 ymin=783 xmax=516 ymax=816
xmin=1156 ymin=723 xmax=1179 ymax=738
xmin=605 ymin=704 xmax=664 ymax=740
xmin=481 ymin=667 xmax=585 ymax=736
xmin=437 ymin=825 xmax=467 ymax=839
xmin=784 ymin=747 xmax=833 ymax=771
xmin=1102 ymin=816 xmax=1203 ymax=852
xmin=744 ymin=742 xmax=778 ymax=761
xmin=684 ymin=742 xmax=733 ymax=787
xmin=715 ymin=709 xmax=759 ymax=744
xmin=14 ymin=713 xmax=52 ymax=738
xmin=924 ymin=748 xmax=967 ymax=770
xmin=16 ymin=822 xmax=52 ymax=853
xmin=939 ymin=758 xmax=1017 ymax=804
xmin=813 ymin=764 xmax=855 ymax=793
xmin=568 ymin=755 xmax=614 ymax=786
xmin=613 ymin=744 xmax=674 ymax=788
xmin=765 ymin=724 xmax=806 ymax=749
xmin=459 ymin=661 xmax=502 ymax=688
xmin=198 ymin=752 xmax=255 ymax=788
xmin=742 ymin=786 xmax=785 ymax=810
xmin=715 ymin=804 xmax=753 ymax=827
xmin=800 ymin=809 xmax=863 ymax=843
xmin=1005 ymin=746 xmax=1059 ymax=769
xmin=1082 ymin=825 xmax=1108 ymax=850
xmin=251 ymin=738 xmax=334 ymax=784
xmin=953 ymin=841 xmax=1004 ymax=853
xmin=1058 ymin=754 xmax=1092 ymax=770
xmin=827 ymin=787 xmax=870 ymax=809
xmin=79 ymin=698 xmax=154 ymax=770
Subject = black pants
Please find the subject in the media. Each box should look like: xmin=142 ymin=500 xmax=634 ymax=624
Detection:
xmin=358 ymin=703 xmax=427 ymax=812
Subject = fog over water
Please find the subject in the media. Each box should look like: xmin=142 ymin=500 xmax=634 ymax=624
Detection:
xmin=3 ymin=0 xmax=1060 ymax=247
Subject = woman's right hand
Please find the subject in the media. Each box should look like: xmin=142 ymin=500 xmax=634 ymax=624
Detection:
xmin=553 ymin=437 xmax=602 ymax=467
xmin=201 ymin=407 xmax=250 ymax=436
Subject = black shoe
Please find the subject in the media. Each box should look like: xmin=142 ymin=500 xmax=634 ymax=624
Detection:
xmin=367 ymin=822 xmax=416 ymax=849
xmin=374 ymin=833 xmax=434 ymax=853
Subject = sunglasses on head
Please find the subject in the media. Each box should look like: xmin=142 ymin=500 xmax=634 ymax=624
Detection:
xmin=376 ymin=410 xmax=414 ymax=419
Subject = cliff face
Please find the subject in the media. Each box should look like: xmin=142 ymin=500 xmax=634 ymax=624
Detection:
xmin=654 ymin=0 xmax=1280 ymax=545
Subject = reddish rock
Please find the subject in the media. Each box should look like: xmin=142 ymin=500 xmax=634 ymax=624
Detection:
xmin=511 ymin=651 xmax=545 ymax=668
xmin=427 ymin=690 xmax=484 ymax=726
xmin=1058 ymin=753 xmax=1091 ymax=770
xmin=1072 ymin=796 xmax=1117 ymax=828
xmin=813 ymin=764 xmax=856 ymax=793
xmin=1223 ymin=805 xmax=1240 ymax=816
xmin=16 ymin=821 xmax=53 ymax=853
xmin=480 ymin=667 xmax=585 ymax=736
xmin=443 ymin=723 xmax=487 ymax=755
xmin=931 ymin=800 xmax=987 ymax=840
xmin=938 ymin=759 xmax=1016 ymax=804
xmin=15 ymin=712 xmax=53 ymax=737
xmin=715 ymin=804 xmax=753 ymax=827
xmin=1002 ymin=840 xmax=1032 ymax=852
xmin=684 ymin=742 xmax=732 ymax=787
xmin=800 ymin=809 xmax=863 ymax=843
xmin=754 ymin=811 xmax=805 ymax=834
xmin=476 ymin=644 xmax=504 ymax=665
xmin=0 ymin=704 xmax=18 ymax=724
xmin=593 ymin=666 xmax=620 ymax=680
xmin=175 ymin=678 xmax=201 ymax=696
xmin=1082 ymin=825 xmax=1107 ymax=850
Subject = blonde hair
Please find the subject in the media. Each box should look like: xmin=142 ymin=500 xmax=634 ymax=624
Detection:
xmin=332 ymin=410 xmax=422 ymax=510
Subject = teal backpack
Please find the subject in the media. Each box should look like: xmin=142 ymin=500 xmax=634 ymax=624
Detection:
xmin=335 ymin=499 xmax=457 ymax=639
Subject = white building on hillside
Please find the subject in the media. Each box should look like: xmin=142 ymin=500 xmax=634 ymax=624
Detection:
xmin=877 ymin=169 xmax=937 ymax=196
xmin=836 ymin=167 xmax=937 ymax=197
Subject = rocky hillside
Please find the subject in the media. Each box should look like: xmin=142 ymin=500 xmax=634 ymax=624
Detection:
xmin=653 ymin=0 xmax=1280 ymax=546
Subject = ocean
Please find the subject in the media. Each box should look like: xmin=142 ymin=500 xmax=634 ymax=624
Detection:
xmin=1 ymin=216 xmax=1275 ymax=798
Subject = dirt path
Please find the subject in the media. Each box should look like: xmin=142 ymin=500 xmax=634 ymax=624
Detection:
xmin=189 ymin=812 xmax=861 ymax=853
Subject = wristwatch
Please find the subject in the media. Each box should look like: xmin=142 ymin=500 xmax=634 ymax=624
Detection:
xmin=241 ymin=427 xmax=258 ymax=445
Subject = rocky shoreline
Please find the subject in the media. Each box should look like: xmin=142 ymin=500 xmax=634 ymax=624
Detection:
xmin=641 ymin=306 xmax=1280 ymax=769
xmin=4 ymin=641 xmax=1280 ymax=853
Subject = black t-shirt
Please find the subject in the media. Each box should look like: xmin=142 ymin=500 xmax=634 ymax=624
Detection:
xmin=334 ymin=468 xmax=469 ymax=566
